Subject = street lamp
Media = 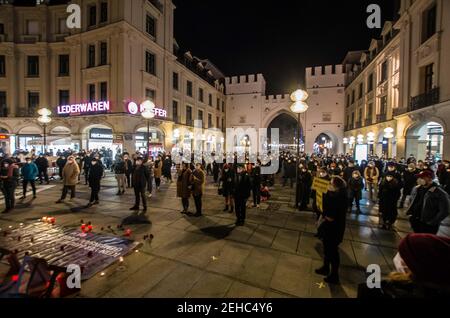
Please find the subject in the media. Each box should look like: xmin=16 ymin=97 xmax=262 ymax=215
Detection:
xmin=37 ymin=108 xmax=52 ymax=154
xmin=383 ymin=127 xmax=394 ymax=157
xmin=141 ymin=100 xmax=155 ymax=156
xmin=290 ymin=89 xmax=309 ymax=209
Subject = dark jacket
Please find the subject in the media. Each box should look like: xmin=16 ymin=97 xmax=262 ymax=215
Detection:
xmin=402 ymin=169 xmax=419 ymax=195
xmin=21 ymin=162 xmax=39 ymax=181
xmin=233 ymin=171 xmax=251 ymax=200
xmin=221 ymin=168 xmax=235 ymax=196
xmin=320 ymin=188 xmax=348 ymax=243
xmin=250 ymin=166 xmax=261 ymax=188
xmin=132 ymin=165 xmax=149 ymax=189
xmin=56 ymin=157 xmax=66 ymax=168
xmin=177 ymin=168 xmax=192 ymax=198
xmin=379 ymin=178 xmax=402 ymax=212
xmin=35 ymin=156 xmax=49 ymax=170
xmin=407 ymin=184 xmax=450 ymax=227
xmin=191 ymin=168 xmax=205 ymax=196
xmin=347 ymin=176 xmax=364 ymax=197
xmin=124 ymin=159 xmax=133 ymax=175
xmin=114 ymin=161 xmax=126 ymax=175
xmin=343 ymin=166 xmax=357 ymax=183
xmin=88 ymin=163 xmax=104 ymax=189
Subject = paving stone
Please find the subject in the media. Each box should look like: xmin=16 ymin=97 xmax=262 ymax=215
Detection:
xmin=271 ymin=229 xmax=300 ymax=253
xmin=270 ymin=253 xmax=312 ymax=297
xmin=186 ymin=272 xmax=233 ymax=298
xmin=238 ymin=247 xmax=280 ymax=288
xmin=206 ymin=241 xmax=253 ymax=277
xmin=247 ymin=225 xmax=278 ymax=248
xmin=225 ymin=281 xmax=266 ymax=298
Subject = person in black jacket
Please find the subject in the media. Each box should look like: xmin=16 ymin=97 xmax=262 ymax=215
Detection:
xmin=114 ymin=157 xmax=126 ymax=195
xmin=399 ymin=163 xmax=419 ymax=208
xmin=212 ymin=160 xmax=220 ymax=184
xmin=347 ymin=170 xmax=364 ymax=214
xmin=297 ymin=164 xmax=312 ymax=210
xmin=220 ymin=164 xmax=235 ymax=213
xmin=56 ymin=156 xmax=66 ymax=180
xmin=82 ymin=154 xmax=92 ymax=185
xmin=250 ymin=161 xmax=262 ymax=208
xmin=0 ymin=159 xmax=20 ymax=213
xmin=379 ymin=173 xmax=402 ymax=230
xmin=438 ymin=160 xmax=450 ymax=195
xmin=35 ymin=154 xmax=50 ymax=184
xmin=87 ymin=158 xmax=104 ymax=207
xmin=315 ymin=176 xmax=348 ymax=284
xmin=130 ymin=157 xmax=149 ymax=212
xmin=342 ymin=160 xmax=357 ymax=183
xmin=233 ymin=164 xmax=251 ymax=226
xmin=123 ymin=154 xmax=133 ymax=188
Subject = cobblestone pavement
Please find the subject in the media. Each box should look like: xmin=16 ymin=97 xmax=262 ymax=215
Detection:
xmin=0 ymin=173 xmax=411 ymax=298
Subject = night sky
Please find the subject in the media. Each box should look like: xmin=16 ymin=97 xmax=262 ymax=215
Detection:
xmin=173 ymin=0 xmax=399 ymax=94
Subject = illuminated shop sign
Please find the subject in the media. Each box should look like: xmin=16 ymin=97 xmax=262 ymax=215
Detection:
xmin=127 ymin=102 xmax=167 ymax=118
xmin=57 ymin=101 xmax=111 ymax=115
xmin=89 ymin=128 xmax=113 ymax=140
xmin=0 ymin=135 xmax=9 ymax=140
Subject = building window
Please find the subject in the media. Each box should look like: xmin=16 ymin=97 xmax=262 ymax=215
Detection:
xmin=27 ymin=20 xmax=39 ymax=35
xmin=100 ymin=2 xmax=108 ymax=23
xmin=198 ymin=110 xmax=203 ymax=123
xmin=0 ymin=23 xmax=4 ymax=34
xmin=59 ymin=90 xmax=70 ymax=105
xmin=0 ymin=55 xmax=5 ymax=77
xmin=380 ymin=96 xmax=387 ymax=114
xmin=88 ymin=5 xmax=97 ymax=27
xmin=222 ymin=101 xmax=225 ymax=112
xmin=351 ymin=112 xmax=355 ymax=127
xmin=146 ymin=14 xmax=156 ymax=37
xmin=88 ymin=45 xmax=96 ymax=68
xmin=100 ymin=82 xmax=107 ymax=100
xmin=186 ymin=81 xmax=193 ymax=97
xmin=358 ymin=83 xmax=363 ymax=99
xmin=100 ymin=42 xmax=107 ymax=65
xmin=367 ymin=103 xmax=373 ymax=121
xmin=172 ymin=100 xmax=178 ymax=122
xmin=88 ymin=84 xmax=96 ymax=102
xmin=27 ymin=56 xmax=39 ymax=77
xmin=186 ymin=105 xmax=192 ymax=125
xmin=58 ymin=54 xmax=69 ymax=76
xmin=208 ymin=113 xmax=213 ymax=128
xmin=173 ymin=72 xmax=179 ymax=90
xmin=216 ymin=116 xmax=220 ymax=129
xmin=208 ymin=93 xmax=212 ymax=106
xmin=381 ymin=61 xmax=388 ymax=83
xmin=422 ymin=4 xmax=437 ymax=43
xmin=199 ymin=88 xmax=204 ymax=102
xmin=145 ymin=51 xmax=156 ymax=75
xmin=145 ymin=88 xmax=156 ymax=101
xmin=216 ymin=98 xmax=220 ymax=109
xmin=28 ymin=92 xmax=39 ymax=112
xmin=59 ymin=18 xmax=68 ymax=34
xmin=346 ymin=94 xmax=350 ymax=107
xmin=222 ymin=118 xmax=225 ymax=131
xmin=423 ymin=63 xmax=434 ymax=93
xmin=0 ymin=91 xmax=7 ymax=117
xmin=351 ymin=90 xmax=355 ymax=104
xmin=367 ymin=73 xmax=374 ymax=92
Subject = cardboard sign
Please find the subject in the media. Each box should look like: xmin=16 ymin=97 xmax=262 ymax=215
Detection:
xmin=312 ymin=177 xmax=330 ymax=213
xmin=0 ymin=222 xmax=139 ymax=280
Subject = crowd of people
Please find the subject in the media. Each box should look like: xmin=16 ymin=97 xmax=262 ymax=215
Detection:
xmin=0 ymin=148 xmax=449 ymax=289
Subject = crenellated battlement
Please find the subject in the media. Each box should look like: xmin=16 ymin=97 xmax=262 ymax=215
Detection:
xmin=264 ymin=94 xmax=290 ymax=103
xmin=306 ymin=65 xmax=346 ymax=89
xmin=225 ymin=73 xmax=266 ymax=95
xmin=306 ymin=65 xmax=345 ymax=78
xmin=225 ymin=74 xmax=265 ymax=85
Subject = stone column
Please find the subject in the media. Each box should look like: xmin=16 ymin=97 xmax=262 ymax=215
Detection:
xmin=442 ymin=133 xmax=450 ymax=160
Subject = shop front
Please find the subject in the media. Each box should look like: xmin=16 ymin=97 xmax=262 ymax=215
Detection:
xmin=135 ymin=127 xmax=165 ymax=156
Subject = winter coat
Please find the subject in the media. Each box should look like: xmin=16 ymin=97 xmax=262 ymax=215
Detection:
xmin=114 ymin=161 xmax=126 ymax=175
xmin=379 ymin=179 xmax=401 ymax=214
xmin=343 ymin=166 xmax=357 ymax=183
xmin=132 ymin=165 xmax=149 ymax=190
xmin=177 ymin=168 xmax=192 ymax=198
xmin=21 ymin=162 xmax=39 ymax=181
xmin=250 ymin=166 xmax=261 ymax=188
xmin=35 ymin=156 xmax=49 ymax=170
xmin=320 ymin=188 xmax=348 ymax=244
xmin=347 ymin=177 xmax=364 ymax=197
xmin=62 ymin=163 xmax=80 ymax=186
xmin=56 ymin=158 xmax=67 ymax=168
xmin=407 ymin=184 xmax=450 ymax=227
xmin=123 ymin=159 xmax=133 ymax=174
xmin=402 ymin=169 xmax=419 ymax=195
xmin=88 ymin=164 xmax=104 ymax=189
xmin=364 ymin=166 xmax=379 ymax=184
xmin=233 ymin=171 xmax=251 ymax=200
xmin=221 ymin=169 xmax=235 ymax=196
xmin=154 ymin=161 xmax=163 ymax=179
xmin=162 ymin=158 xmax=172 ymax=178
xmin=191 ymin=168 xmax=205 ymax=196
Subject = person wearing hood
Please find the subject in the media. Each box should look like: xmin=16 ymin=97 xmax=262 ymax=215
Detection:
xmin=56 ymin=155 xmax=80 ymax=203
xmin=0 ymin=159 xmax=20 ymax=213
xmin=407 ymin=170 xmax=450 ymax=234
xmin=20 ymin=157 xmax=39 ymax=200
xmin=87 ymin=158 xmax=104 ymax=207
xmin=379 ymin=172 xmax=402 ymax=230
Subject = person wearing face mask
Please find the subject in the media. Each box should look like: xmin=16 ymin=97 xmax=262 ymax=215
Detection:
xmin=311 ymin=168 xmax=331 ymax=216
xmin=407 ymin=170 xmax=450 ymax=234
xmin=400 ymin=163 xmax=419 ymax=208
xmin=379 ymin=173 xmax=402 ymax=230
xmin=113 ymin=156 xmax=126 ymax=195
xmin=384 ymin=163 xmax=402 ymax=184
xmin=20 ymin=157 xmax=39 ymax=200
xmin=35 ymin=154 xmax=49 ymax=185
xmin=130 ymin=157 xmax=149 ymax=212
xmin=250 ymin=160 xmax=262 ymax=208
xmin=55 ymin=156 xmax=80 ymax=203
xmin=56 ymin=155 xmax=67 ymax=180
xmin=233 ymin=164 xmax=251 ymax=226
xmin=0 ymin=159 xmax=20 ymax=213
xmin=328 ymin=162 xmax=341 ymax=177
xmin=86 ymin=158 xmax=104 ymax=208
xmin=297 ymin=164 xmax=313 ymax=211
xmin=364 ymin=161 xmax=379 ymax=203
xmin=177 ymin=162 xmax=192 ymax=214
xmin=343 ymin=160 xmax=357 ymax=183
xmin=123 ymin=154 xmax=133 ymax=188
xmin=316 ymin=176 xmax=348 ymax=284
xmin=437 ymin=160 xmax=450 ymax=195
xmin=347 ymin=170 xmax=364 ymax=214
xmin=220 ymin=164 xmax=235 ymax=213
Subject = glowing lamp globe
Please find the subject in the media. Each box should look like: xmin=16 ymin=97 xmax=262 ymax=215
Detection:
xmin=343 ymin=138 xmax=349 ymax=145
xmin=38 ymin=108 xmax=52 ymax=117
xmin=290 ymin=101 xmax=309 ymax=114
xmin=290 ymin=89 xmax=309 ymax=102
xmin=141 ymin=100 xmax=155 ymax=120
xmin=38 ymin=116 xmax=52 ymax=124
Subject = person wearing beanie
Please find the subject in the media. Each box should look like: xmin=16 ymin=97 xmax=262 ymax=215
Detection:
xmin=407 ymin=170 xmax=450 ymax=234
xmin=378 ymin=172 xmax=402 ymax=230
